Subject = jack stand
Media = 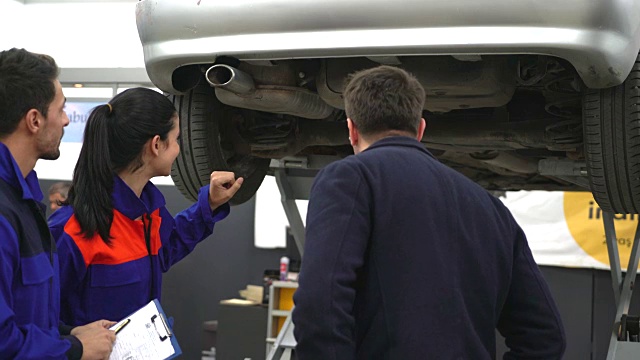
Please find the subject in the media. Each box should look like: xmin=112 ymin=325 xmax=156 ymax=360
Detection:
xmin=603 ymin=212 xmax=640 ymax=359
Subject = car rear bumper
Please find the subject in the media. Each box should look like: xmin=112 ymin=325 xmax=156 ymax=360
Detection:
xmin=137 ymin=0 xmax=640 ymax=93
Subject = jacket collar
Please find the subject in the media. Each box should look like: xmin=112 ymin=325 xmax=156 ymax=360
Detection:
xmin=363 ymin=135 xmax=436 ymax=159
xmin=112 ymin=176 xmax=166 ymax=219
xmin=0 ymin=142 xmax=43 ymax=201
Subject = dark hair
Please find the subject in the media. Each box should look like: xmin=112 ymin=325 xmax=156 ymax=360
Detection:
xmin=0 ymin=48 xmax=59 ymax=137
xmin=66 ymin=88 xmax=176 ymax=244
xmin=343 ymin=65 xmax=426 ymax=138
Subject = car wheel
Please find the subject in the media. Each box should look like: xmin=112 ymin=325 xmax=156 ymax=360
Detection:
xmin=170 ymin=84 xmax=270 ymax=205
xmin=583 ymin=54 xmax=640 ymax=214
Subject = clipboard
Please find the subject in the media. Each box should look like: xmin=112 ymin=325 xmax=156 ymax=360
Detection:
xmin=108 ymin=299 xmax=182 ymax=360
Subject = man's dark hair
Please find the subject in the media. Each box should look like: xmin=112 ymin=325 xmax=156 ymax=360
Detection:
xmin=0 ymin=48 xmax=60 ymax=137
xmin=343 ymin=65 xmax=426 ymax=138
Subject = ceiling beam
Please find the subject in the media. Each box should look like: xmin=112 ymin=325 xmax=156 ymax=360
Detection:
xmin=59 ymin=68 xmax=152 ymax=85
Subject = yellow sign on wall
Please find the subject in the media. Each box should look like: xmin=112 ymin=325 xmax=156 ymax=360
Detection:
xmin=564 ymin=192 xmax=639 ymax=270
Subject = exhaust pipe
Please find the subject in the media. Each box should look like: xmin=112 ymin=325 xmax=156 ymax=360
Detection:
xmin=205 ymin=64 xmax=335 ymax=120
xmin=205 ymin=64 xmax=255 ymax=95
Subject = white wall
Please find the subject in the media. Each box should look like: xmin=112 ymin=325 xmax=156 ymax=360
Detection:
xmin=1 ymin=1 xmax=144 ymax=68
xmin=0 ymin=1 xmax=25 ymax=50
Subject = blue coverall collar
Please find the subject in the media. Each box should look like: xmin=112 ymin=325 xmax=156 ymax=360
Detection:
xmin=0 ymin=142 xmax=44 ymax=202
xmin=112 ymin=175 xmax=166 ymax=219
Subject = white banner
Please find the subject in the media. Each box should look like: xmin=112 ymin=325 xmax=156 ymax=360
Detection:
xmin=503 ymin=191 xmax=638 ymax=270
xmin=255 ymin=183 xmax=637 ymax=271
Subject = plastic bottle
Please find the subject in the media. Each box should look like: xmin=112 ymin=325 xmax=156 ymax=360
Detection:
xmin=280 ymin=256 xmax=290 ymax=281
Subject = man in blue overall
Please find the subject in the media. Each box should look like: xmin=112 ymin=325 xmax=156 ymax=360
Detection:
xmin=0 ymin=48 xmax=116 ymax=359
xmin=293 ymin=66 xmax=566 ymax=359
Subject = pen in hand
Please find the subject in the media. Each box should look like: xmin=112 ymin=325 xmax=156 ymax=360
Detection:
xmin=113 ymin=318 xmax=131 ymax=335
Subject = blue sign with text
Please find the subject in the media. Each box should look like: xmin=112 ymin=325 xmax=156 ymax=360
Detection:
xmin=62 ymin=101 xmax=103 ymax=143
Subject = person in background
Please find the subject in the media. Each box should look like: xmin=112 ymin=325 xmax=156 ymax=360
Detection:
xmin=48 ymin=181 xmax=71 ymax=212
xmin=0 ymin=48 xmax=115 ymax=360
xmin=49 ymin=87 xmax=243 ymax=326
xmin=292 ymin=66 xmax=566 ymax=359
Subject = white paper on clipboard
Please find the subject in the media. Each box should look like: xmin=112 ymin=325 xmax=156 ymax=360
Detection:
xmin=108 ymin=300 xmax=177 ymax=360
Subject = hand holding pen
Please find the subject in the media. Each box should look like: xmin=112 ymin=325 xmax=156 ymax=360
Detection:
xmin=71 ymin=319 xmax=117 ymax=360
xmin=113 ymin=318 xmax=131 ymax=335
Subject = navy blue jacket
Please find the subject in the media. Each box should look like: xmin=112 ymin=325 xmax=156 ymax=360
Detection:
xmin=292 ymin=136 xmax=566 ymax=360
xmin=0 ymin=143 xmax=81 ymax=359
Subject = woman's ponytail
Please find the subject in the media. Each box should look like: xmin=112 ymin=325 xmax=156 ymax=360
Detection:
xmin=66 ymin=104 xmax=115 ymax=244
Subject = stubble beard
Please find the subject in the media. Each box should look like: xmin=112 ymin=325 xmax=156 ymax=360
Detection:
xmin=40 ymin=148 xmax=61 ymax=161
xmin=39 ymin=131 xmax=64 ymax=161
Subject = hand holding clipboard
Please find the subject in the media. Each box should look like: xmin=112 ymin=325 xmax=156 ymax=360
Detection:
xmin=108 ymin=299 xmax=181 ymax=360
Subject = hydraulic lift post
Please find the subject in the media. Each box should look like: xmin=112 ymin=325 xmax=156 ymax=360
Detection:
xmin=603 ymin=212 xmax=640 ymax=359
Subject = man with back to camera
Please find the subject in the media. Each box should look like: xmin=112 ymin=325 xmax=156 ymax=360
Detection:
xmin=292 ymin=65 xmax=566 ymax=359
xmin=0 ymin=48 xmax=116 ymax=359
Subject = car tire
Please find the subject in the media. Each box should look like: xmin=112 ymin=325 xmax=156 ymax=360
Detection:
xmin=583 ymin=54 xmax=640 ymax=214
xmin=170 ymin=84 xmax=270 ymax=205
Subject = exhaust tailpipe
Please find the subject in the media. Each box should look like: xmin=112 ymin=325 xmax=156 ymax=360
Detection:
xmin=205 ymin=64 xmax=255 ymax=95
